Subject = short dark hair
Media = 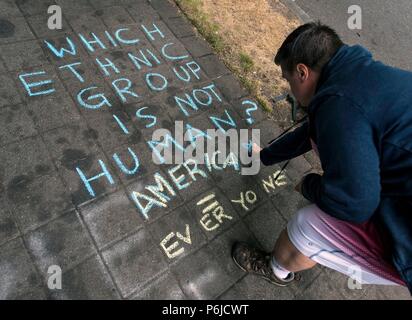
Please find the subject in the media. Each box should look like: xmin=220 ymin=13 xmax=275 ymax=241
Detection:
xmin=275 ymin=22 xmax=344 ymax=73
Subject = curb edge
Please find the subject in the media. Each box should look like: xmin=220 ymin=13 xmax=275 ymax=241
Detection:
xmin=280 ymin=0 xmax=313 ymax=23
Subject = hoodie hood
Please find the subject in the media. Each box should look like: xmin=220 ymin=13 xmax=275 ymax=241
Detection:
xmin=316 ymin=44 xmax=373 ymax=91
xmin=309 ymin=45 xmax=374 ymax=115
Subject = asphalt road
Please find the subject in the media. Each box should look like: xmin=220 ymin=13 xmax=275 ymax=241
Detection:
xmin=293 ymin=0 xmax=412 ymax=71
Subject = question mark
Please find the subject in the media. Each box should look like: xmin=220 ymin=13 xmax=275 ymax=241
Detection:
xmin=242 ymin=100 xmax=258 ymax=125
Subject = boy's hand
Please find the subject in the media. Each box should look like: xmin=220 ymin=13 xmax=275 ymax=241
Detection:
xmin=251 ymin=143 xmax=262 ymax=154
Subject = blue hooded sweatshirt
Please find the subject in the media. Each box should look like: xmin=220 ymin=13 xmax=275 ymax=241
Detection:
xmin=260 ymin=45 xmax=412 ymax=293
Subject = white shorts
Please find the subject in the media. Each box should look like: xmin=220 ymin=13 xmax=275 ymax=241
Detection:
xmin=287 ymin=204 xmax=405 ymax=286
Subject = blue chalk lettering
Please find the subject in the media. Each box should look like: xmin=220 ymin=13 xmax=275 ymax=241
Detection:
xmin=183 ymin=159 xmax=208 ymax=180
xmin=185 ymin=124 xmax=211 ymax=144
xmin=192 ymin=88 xmax=212 ymax=106
xmin=112 ymin=78 xmax=140 ymax=103
xmin=18 ymin=71 xmax=55 ymax=97
xmin=203 ymin=83 xmax=222 ymax=102
xmin=112 ymin=114 xmax=130 ymax=134
xmin=131 ymin=172 xmax=177 ymax=219
xmin=147 ymin=133 xmax=186 ymax=164
xmin=59 ymin=62 xmax=84 ymax=82
xmin=209 ymin=109 xmax=237 ymax=133
xmin=131 ymin=191 xmax=166 ymax=220
xmin=136 ymin=107 xmax=157 ymax=128
xmin=146 ymin=172 xmax=176 ymax=202
xmin=168 ymin=165 xmax=190 ymax=190
xmin=77 ymin=86 xmax=112 ymax=109
xmin=114 ymin=28 xmax=140 ymax=45
xmin=223 ymin=152 xmax=240 ymax=171
xmin=76 ymin=159 xmax=115 ymax=197
xmin=243 ymin=140 xmax=253 ymax=151
xmin=104 ymin=30 xmax=118 ymax=47
xmin=146 ymin=49 xmax=162 ymax=64
xmin=44 ymin=37 xmax=77 ymax=58
xmin=242 ymin=100 xmax=258 ymax=124
xmin=174 ymin=93 xmax=198 ymax=117
xmin=172 ymin=65 xmax=191 ymax=82
xmin=95 ymin=57 xmax=120 ymax=76
xmin=161 ymin=43 xmax=189 ymax=61
xmin=141 ymin=23 xmax=165 ymax=41
xmin=204 ymin=152 xmax=223 ymax=171
xmin=113 ymin=147 xmax=140 ymax=175
xmin=128 ymin=49 xmax=161 ymax=70
xmin=186 ymin=61 xmax=201 ymax=80
xmin=204 ymin=152 xmax=213 ymax=172
xmin=79 ymin=32 xmax=106 ymax=52
xmin=145 ymin=73 xmax=168 ymax=91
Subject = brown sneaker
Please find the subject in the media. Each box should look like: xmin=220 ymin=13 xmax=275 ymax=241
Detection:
xmin=232 ymin=242 xmax=296 ymax=287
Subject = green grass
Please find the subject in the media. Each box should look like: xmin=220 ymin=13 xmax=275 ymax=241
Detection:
xmin=174 ymin=0 xmax=272 ymax=113
xmin=239 ymin=52 xmax=254 ymax=73
xmin=175 ymin=0 xmax=225 ymax=53
xmin=239 ymin=75 xmax=257 ymax=93
xmin=256 ymin=96 xmax=271 ymax=113
xmin=239 ymin=76 xmax=271 ymax=112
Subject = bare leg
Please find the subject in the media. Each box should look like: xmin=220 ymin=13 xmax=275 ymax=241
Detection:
xmin=273 ymin=229 xmax=317 ymax=272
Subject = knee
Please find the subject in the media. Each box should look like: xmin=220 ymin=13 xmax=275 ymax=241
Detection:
xmin=286 ymin=204 xmax=324 ymax=256
xmin=291 ymin=204 xmax=319 ymax=233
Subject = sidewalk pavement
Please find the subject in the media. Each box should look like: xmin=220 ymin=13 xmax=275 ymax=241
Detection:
xmin=0 ymin=0 xmax=410 ymax=300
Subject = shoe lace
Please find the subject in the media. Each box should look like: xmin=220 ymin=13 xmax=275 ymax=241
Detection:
xmin=250 ymin=254 xmax=270 ymax=274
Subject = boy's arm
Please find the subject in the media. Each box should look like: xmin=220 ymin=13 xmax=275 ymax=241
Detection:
xmin=301 ymin=96 xmax=381 ymax=223
xmin=259 ymin=120 xmax=312 ymax=166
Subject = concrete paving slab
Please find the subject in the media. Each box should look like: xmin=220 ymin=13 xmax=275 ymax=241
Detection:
xmin=47 ymin=255 xmax=120 ymax=300
xmin=101 ymin=227 xmax=168 ymax=297
xmin=171 ymin=245 xmax=235 ymax=299
xmin=0 ymin=237 xmax=44 ymax=299
xmin=80 ymin=190 xmax=145 ymax=249
xmin=131 ymin=270 xmax=186 ymax=299
xmin=24 ymin=211 xmax=96 ymax=273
